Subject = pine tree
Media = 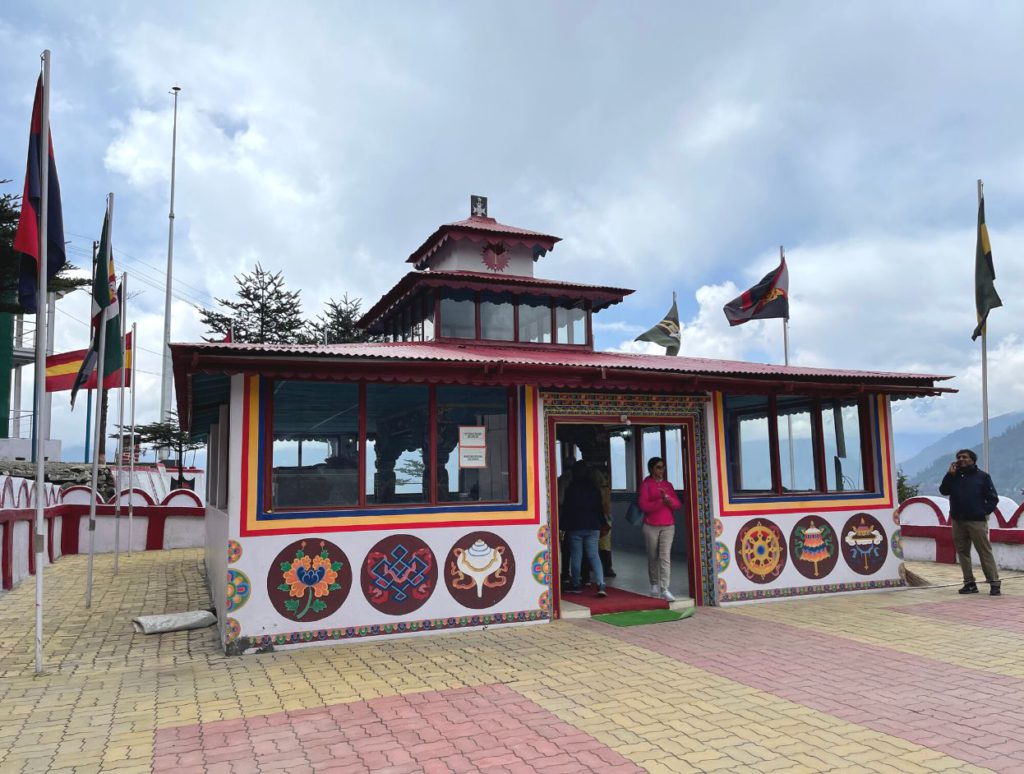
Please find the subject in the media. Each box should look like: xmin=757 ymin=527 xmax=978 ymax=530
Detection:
xmin=199 ymin=262 xmax=305 ymax=344
xmin=300 ymin=293 xmax=373 ymax=344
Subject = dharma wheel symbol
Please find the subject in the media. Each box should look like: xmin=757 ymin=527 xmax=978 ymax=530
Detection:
xmin=736 ymin=519 xmax=786 ymax=582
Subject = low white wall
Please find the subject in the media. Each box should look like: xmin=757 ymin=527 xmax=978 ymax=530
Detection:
xmin=899 ymin=495 xmax=1024 ymax=572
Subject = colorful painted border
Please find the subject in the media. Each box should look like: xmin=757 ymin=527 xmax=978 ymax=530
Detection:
xmin=240 ymin=379 xmax=541 ymax=535
xmin=540 ymin=391 xmax=715 ymax=607
xmin=248 ymin=608 xmax=548 ymax=648
xmin=713 ymin=394 xmax=894 ymax=516
xmin=720 ymin=576 xmax=905 ymax=602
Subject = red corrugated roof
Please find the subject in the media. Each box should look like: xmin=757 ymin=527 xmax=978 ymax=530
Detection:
xmin=170 ymin=339 xmax=950 ymax=384
xmin=358 ymin=270 xmax=633 ymax=330
xmin=407 ymin=215 xmax=561 ymax=268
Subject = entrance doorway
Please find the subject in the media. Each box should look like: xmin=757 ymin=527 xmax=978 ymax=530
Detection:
xmin=552 ymin=420 xmax=696 ymax=614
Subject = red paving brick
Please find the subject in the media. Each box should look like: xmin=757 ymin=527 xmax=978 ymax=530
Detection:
xmin=589 ymin=609 xmax=1024 ymax=771
xmin=153 ymin=684 xmax=642 ymax=773
xmin=889 ymin=595 xmax=1024 ymax=634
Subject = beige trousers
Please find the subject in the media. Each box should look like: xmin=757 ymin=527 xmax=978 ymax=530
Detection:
xmin=643 ymin=523 xmax=674 ymax=590
xmin=951 ymin=518 xmax=1000 ymax=585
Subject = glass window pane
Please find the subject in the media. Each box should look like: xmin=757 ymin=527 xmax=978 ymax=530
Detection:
xmin=271 ymin=381 xmax=359 ymax=509
xmin=422 ymin=291 xmax=435 ymax=340
xmin=641 ymin=427 xmax=662 ymax=474
xmin=365 ymin=385 xmax=429 ymax=504
xmin=664 ymin=427 xmax=685 ymax=489
xmin=609 ymin=433 xmax=626 ymax=490
xmin=555 ymin=301 xmax=586 ymax=344
xmin=410 ymin=295 xmax=423 ymax=341
xmin=436 ymin=386 xmax=510 ymax=503
xmin=777 ymin=396 xmax=817 ymax=492
xmin=440 ymin=289 xmax=475 ymax=338
xmin=822 ymin=399 xmax=865 ymax=491
xmin=480 ymin=292 xmax=515 ymax=341
xmin=725 ymin=395 xmax=773 ymax=492
xmin=518 ymin=295 xmax=551 ymax=343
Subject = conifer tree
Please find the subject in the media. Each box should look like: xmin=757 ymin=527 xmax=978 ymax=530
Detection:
xmin=300 ymin=293 xmax=373 ymax=344
xmin=199 ymin=262 xmax=305 ymax=344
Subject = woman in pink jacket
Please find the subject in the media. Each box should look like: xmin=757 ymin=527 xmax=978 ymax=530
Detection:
xmin=638 ymin=456 xmax=681 ymax=601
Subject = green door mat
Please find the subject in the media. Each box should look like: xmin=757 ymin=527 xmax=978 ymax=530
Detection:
xmin=593 ymin=607 xmax=695 ymax=627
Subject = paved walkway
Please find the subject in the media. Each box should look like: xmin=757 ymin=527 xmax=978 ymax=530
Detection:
xmin=1 ymin=550 xmax=1021 ymax=773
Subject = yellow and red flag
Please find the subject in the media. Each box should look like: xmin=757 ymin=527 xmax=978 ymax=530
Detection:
xmin=46 ymin=331 xmax=132 ymax=392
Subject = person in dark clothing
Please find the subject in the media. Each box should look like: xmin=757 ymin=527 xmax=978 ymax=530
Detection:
xmin=939 ymin=448 xmax=1001 ymax=596
xmin=560 ymin=460 xmax=607 ymax=597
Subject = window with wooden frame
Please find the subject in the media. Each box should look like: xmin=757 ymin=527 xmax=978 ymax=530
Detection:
xmin=433 ymin=289 xmax=591 ymax=346
xmin=267 ymin=381 xmax=517 ymax=511
xmin=724 ymin=393 xmax=874 ymax=497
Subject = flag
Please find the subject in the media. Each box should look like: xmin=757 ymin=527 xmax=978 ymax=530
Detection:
xmin=972 ymin=193 xmax=1001 ymax=340
xmin=12 ymin=74 xmax=66 ymax=313
xmin=635 ymin=295 xmax=681 ymax=356
xmin=71 ymin=210 xmax=120 ymax=408
xmin=46 ymin=332 xmax=133 ymax=392
xmin=723 ymin=257 xmax=789 ymax=326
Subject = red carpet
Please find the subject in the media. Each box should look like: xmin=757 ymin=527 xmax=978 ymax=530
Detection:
xmin=562 ymin=585 xmax=669 ymax=615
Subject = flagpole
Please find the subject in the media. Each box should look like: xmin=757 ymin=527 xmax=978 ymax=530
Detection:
xmin=113 ymin=272 xmax=127 ymax=574
xmin=85 ymin=193 xmax=113 ymax=609
xmin=979 ymin=179 xmax=990 ymax=472
xmin=128 ymin=322 xmax=137 ymax=555
xmin=160 ymin=86 xmax=181 ymax=422
xmin=781 ymin=246 xmax=795 ymax=491
xmin=32 ymin=49 xmax=52 ymax=675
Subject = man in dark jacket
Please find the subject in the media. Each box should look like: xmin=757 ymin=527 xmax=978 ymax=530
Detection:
xmin=560 ymin=460 xmax=607 ymax=597
xmin=939 ymin=448 xmax=1001 ymax=596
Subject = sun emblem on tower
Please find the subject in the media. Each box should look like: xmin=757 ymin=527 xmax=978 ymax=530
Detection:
xmin=481 ymin=242 xmax=510 ymax=272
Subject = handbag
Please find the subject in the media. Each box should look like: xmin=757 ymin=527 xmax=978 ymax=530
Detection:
xmin=625 ymin=500 xmax=645 ymax=527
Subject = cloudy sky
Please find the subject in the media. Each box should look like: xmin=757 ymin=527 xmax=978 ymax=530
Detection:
xmin=1 ymin=2 xmax=1022 ymax=466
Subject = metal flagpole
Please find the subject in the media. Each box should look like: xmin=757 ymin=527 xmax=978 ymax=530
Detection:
xmin=85 ymin=193 xmax=113 ymax=609
xmin=128 ymin=322 xmax=137 ymax=555
xmin=14 ymin=314 xmax=23 ymax=438
xmin=781 ymin=246 xmax=795 ymax=491
xmin=160 ymin=86 xmax=181 ymax=422
xmin=979 ymin=179 xmax=990 ymax=471
xmin=33 ymin=49 xmax=52 ymax=675
xmin=113 ymin=272 xmax=127 ymax=574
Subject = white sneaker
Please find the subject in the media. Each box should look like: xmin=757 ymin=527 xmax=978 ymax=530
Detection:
xmin=650 ymin=584 xmax=661 ymax=597
xmin=662 ymin=589 xmax=676 ymax=602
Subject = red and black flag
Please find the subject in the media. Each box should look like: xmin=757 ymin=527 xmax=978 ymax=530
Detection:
xmin=723 ymin=257 xmax=789 ymax=326
xmin=12 ymin=74 xmax=66 ymax=313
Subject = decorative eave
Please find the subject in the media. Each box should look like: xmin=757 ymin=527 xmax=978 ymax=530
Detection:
xmin=406 ymin=215 xmax=561 ymax=270
xmin=170 ymin=341 xmax=955 ymax=434
xmin=357 ymin=270 xmax=634 ymax=333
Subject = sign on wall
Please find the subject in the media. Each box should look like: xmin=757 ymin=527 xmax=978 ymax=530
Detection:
xmin=459 ymin=425 xmax=487 ymax=469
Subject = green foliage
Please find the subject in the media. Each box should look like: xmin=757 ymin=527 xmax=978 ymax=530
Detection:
xmin=115 ymin=411 xmax=203 ymax=483
xmin=299 ymin=293 xmax=373 ymax=344
xmin=199 ymin=262 xmax=305 ymax=344
xmin=896 ymin=467 xmax=919 ymax=503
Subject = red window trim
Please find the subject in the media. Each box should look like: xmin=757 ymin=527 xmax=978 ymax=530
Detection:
xmin=265 ymin=380 xmax=519 ymax=513
xmin=726 ymin=393 xmax=877 ymax=499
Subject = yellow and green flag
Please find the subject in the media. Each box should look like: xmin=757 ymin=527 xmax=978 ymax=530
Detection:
xmin=972 ymin=192 xmax=1001 ymax=340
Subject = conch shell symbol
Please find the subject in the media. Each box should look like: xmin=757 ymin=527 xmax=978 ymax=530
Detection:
xmin=455 ymin=539 xmax=501 ymax=598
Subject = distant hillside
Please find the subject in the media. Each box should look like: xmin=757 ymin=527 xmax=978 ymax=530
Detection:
xmin=911 ymin=420 xmax=1024 ymax=499
xmin=899 ymin=411 xmax=1024 ymax=478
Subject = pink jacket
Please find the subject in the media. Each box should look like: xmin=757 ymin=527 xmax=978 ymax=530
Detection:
xmin=638 ymin=476 xmax=681 ymax=526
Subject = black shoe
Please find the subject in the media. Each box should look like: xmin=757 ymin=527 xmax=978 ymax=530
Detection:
xmin=596 ymin=587 xmax=608 ymax=598
xmin=564 ymin=586 xmax=582 ymax=594
xmin=991 ymin=584 xmax=1002 ymax=596
xmin=959 ymin=582 xmax=979 ymax=595
xmin=605 ymin=570 xmax=617 ymax=578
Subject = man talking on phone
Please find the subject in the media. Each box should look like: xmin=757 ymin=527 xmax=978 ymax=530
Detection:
xmin=939 ymin=449 xmax=1001 ymax=596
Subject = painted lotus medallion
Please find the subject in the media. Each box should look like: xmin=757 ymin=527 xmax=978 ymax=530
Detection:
xmin=268 ymin=539 xmax=352 ymax=622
